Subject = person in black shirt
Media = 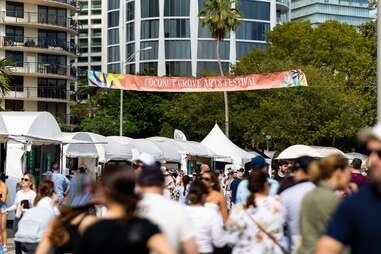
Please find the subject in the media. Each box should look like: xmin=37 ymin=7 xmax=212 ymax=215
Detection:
xmin=274 ymin=160 xmax=288 ymax=182
xmin=230 ymin=169 xmax=243 ymax=204
xmin=79 ymin=163 xmax=175 ymax=254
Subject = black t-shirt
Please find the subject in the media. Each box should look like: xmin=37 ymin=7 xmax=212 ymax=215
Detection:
xmin=80 ymin=217 xmax=161 ymax=254
xmin=326 ymin=183 xmax=381 ymax=254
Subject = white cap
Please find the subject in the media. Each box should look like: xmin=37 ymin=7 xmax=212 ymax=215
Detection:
xmin=134 ymin=152 xmax=156 ymax=165
xmin=359 ymin=123 xmax=381 ymax=142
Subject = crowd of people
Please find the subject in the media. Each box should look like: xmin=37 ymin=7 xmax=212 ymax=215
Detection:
xmin=0 ymin=123 xmax=380 ymax=253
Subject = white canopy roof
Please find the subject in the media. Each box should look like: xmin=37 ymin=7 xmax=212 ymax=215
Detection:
xmin=104 ymin=136 xmax=135 ymax=162
xmin=63 ymin=132 xmax=107 ymax=162
xmin=276 ymin=145 xmax=345 ymax=160
xmin=201 ymin=124 xmax=253 ymax=168
xmin=345 ymin=152 xmax=368 ymax=161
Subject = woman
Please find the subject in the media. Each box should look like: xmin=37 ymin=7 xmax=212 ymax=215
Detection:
xmin=225 ymin=170 xmax=286 ymax=254
xmin=79 ymin=164 xmax=175 ymax=254
xmin=186 ymin=180 xmax=226 ymax=254
xmin=6 ymin=173 xmax=36 ymax=254
xmin=15 ymin=180 xmax=58 ymax=253
xmin=176 ymin=175 xmax=190 ymax=204
xmin=0 ymin=177 xmax=8 ymax=251
xmin=201 ymin=170 xmax=229 ymax=223
xmin=36 ymin=174 xmax=97 ymax=254
xmin=297 ymin=154 xmax=351 ymax=254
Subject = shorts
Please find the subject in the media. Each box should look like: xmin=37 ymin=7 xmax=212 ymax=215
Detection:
xmin=0 ymin=202 xmax=6 ymax=211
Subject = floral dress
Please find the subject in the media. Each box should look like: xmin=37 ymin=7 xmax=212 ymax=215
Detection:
xmin=225 ymin=196 xmax=287 ymax=254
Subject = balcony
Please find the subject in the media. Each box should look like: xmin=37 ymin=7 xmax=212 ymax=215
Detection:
xmin=0 ymin=11 xmax=79 ymax=34
xmin=9 ymin=0 xmax=79 ymax=12
xmin=1 ymin=36 xmax=79 ymax=57
xmin=5 ymin=86 xmax=76 ymax=103
xmin=277 ymin=0 xmax=290 ymax=10
xmin=6 ymin=62 xmax=77 ymax=80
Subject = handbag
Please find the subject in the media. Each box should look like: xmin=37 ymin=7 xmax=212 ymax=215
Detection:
xmin=243 ymin=209 xmax=290 ymax=254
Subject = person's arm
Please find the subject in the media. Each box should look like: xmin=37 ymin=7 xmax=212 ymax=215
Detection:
xmin=218 ymin=192 xmax=229 ymax=224
xmin=6 ymin=191 xmax=19 ymax=212
xmin=0 ymin=182 xmax=8 ymax=203
xmin=181 ymin=239 xmax=198 ymax=254
xmin=64 ymin=176 xmax=70 ymax=196
xmin=316 ymin=236 xmax=344 ymax=254
xmin=147 ymin=233 xmax=176 ymax=254
xmin=210 ymin=210 xmax=226 ymax=248
xmin=36 ymin=222 xmax=54 ymax=254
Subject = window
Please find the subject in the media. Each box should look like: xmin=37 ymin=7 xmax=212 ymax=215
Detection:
xmin=5 ymin=100 xmax=23 ymax=111
xmin=164 ymin=0 xmax=189 ymax=16
xmin=38 ymin=54 xmax=67 ymax=75
xmin=38 ymin=6 xmax=67 ymax=27
xmin=126 ymin=43 xmax=135 ymax=60
xmin=9 ymin=76 xmax=23 ymax=91
xmin=140 ymin=62 xmax=157 ymax=74
xmin=126 ymin=1 xmax=135 ymax=21
xmin=108 ymin=63 xmax=120 ymax=73
xmin=165 ymin=41 xmax=191 ymax=59
xmin=91 ymin=56 xmax=101 ymax=62
xmin=126 ymin=64 xmax=135 ymax=74
xmin=236 ymin=21 xmax=270 ymax=41
xmin=37 ymin=102 xmax=67 ymax=122
xmin=38 ymin=30 xmax=67 ymax=48
xmin=79 ymin=20 xmax=88 ymax=25
xmin=91 ymin=9 xmax=101 ymax=15
xmin=237 ymin=0 xmax=270 ymax=20
xmin=91 ymin=65 xmax=101 ymax=71
xmin=108 ymin=29 xmax=119 ymax=44
xmin=92 ymin=28 xmax=101 ymax=37
xmin=140 ymin=41 xmax=158 ymax=60
xmin=141 ymin=0 xmax=159 ymax=18
xmin=197 ymin=62 xmax=229 ymax=76
xmin=78 ymin=56 xmax=88 ymax=62
xmin=80 ymin=1 xmax=88 ymax=9
xmin=198 ymin=20 xmax=229 ymax=38
xmin=141 ymin=20 xmax=159 ymax=39
xmin=126 ymin=22 xmax=134 ymax=41
xmin=108 ymin=0 xmax=120 ymax=10
xmin=108 ymin=46 xmax=120 ymax=62
xmin=92 ymin=19 xmax=101 ymax=24
xmin=164 ymin=19 xmax=190 ymax=38
xmin=236 ymin=42 xmax=266 ymax=59
xmin=6 ymin=1 xmax=24 ymax=18
xmin=5 ymin=26 xmax=24 ymax=43
xmin=92 ymin=47 xmax=101 ymax=52
xmin=197 ymin=41 xmax=229 ymax=59
xmin=166 ymin=61 xmax=191 ymax=76
xmin=6 ymin=51 xmax=23 ymax=67
xmin=38 ymin=78 xmax=67 ymax=99
xmin=80 ymin=10 xmax=88 ymax=15
xmin=108 ymin=11 xmax=119 ymax=27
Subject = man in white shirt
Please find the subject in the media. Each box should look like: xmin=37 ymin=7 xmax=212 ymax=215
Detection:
xmin=280 ymin=156 xmax=315 ymax=250
xmin=137 ymin=161 xmax=198 ymax=254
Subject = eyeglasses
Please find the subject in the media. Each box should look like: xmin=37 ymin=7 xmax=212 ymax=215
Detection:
xmin=202 ymin=177 xmax=211 ymax=182
xmin=367 ymin=149 xmax=381 ymax=158
xmin=21 ymin=178 xmax=29 ymax=182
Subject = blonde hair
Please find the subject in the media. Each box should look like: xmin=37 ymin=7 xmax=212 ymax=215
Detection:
xmin=24 ymin=173 xmax=36 ymax=191
xmin=308 ymin=154 xmax=348 ymax=184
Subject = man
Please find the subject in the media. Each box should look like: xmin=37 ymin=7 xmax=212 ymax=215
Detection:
xmin=350 ymin=158 xmax=367 ymax=189
xmin=137 ymin=161 xmax=197 ymax=254
xmin=316 ymin=123 xmax=381 ymax=254
xmin=49 ymin=163 xmax=70 ymax=204
xmin=230 ymin=168 xmax=244 ymax=204
xmin=280 ymin=156 xmax=315 ymax=249
xmin=200 ymin=164 xmax=210 ymax=174
xmin=275 ymin=160 xmax=288 ymax=182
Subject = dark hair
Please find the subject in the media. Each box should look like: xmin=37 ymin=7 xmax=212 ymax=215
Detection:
xmin=351 ymin=158 xmax=362 ymax=170
xmin=309 ymin=154 xmax=348 ymax=184
xmin=101 ymin=163 xmax=139 ymax=221
xmin=187 ymin=181 xmax=209 ymax=205
xmin=203 ymin=170 xmax=221 ymax=192
xmin=246 ymin=171 xmax=268 ymax=208
xmin=137 ymin=162 xmax=165 ymax=188
xmin=279 ymin=160 xmax=288 ymax=166
xmin=182 ymin=175 xmax=190 ymax=196
xmin=291 ymin=156 xmax=315 ymax=173
xmin=34 ymin=180 xmax=55 ymax=206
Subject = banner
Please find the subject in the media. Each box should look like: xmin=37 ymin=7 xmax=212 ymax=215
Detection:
xmin=88 ymin=70 xmax=307 ymax=92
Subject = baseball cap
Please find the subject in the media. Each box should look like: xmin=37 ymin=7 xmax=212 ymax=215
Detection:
xmin=249 ymin=156 xmax=268 ymax=170
xmin=134 ymin=152 xmax=156 ymax=165
xmin=359 ymin=123 xmax=381 ymax=142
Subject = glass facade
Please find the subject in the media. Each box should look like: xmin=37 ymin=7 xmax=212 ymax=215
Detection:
xmin=197 ymin=62 xmax=229 ymax=76
xmin=126 ymin=23 xmax=134 ymax=41
xmin=166 ymin=61 xmax=191 ymax=76
xmin=164 ymin=19 xmax=190 ymax=38
xmin=141 ymin=20 xmax=159 ymax=39
xmin=108 ymin=29 xmax=119 ymax=44
xmin=236 ymin=21 xmax=270 ymax=41
xmin=164 ymin=0 xmax=190 ymax=16
xmin=140 ymin=41 xmax=158 ymax=60
xmin=108 ymin=46 xmax=120 ymax=62
xmin=237 ymin=0 xmax=270 ymax=20
xmin=108 ymin=11 xmax=119 ymax=28
xmin=198 ymin=41 xmax=229 ymax=60
xmin=165 ymin=41 xmax=191 ymax=59
xmin=126 ymin=1 xmax=135 ymax=21
xmin=236 ymin=42 xmax=266 ymax=59
xmin=141 ymin=0 xmax=159 ymax=18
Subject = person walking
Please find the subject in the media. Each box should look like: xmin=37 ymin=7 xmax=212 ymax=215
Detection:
xmin=316 ymin=124 xmax=381 ymax=254
xmin=175 ymin=175 xmax=191 ymax=205
xmin=350 ymin=158 xmax=367 ymax=189
xmin=186 ymin=180 xmax=226 ymax=254
xmin=297 ymin=154 xmax=351 ymax=254
xmin=230 ymin=169 xmax=243 ymax=204
xmin=225 ymin=170 xmax=287 ymax=254
xmin=0 ymin=178 xmax=8 ymax=251
xmin=6 ymin=173 xmax=36 ymax=254
xmin=36 ymin=173 xmax=97 ymax=254
xmin=279 ymin=156 xmax=315 ymax=251
xmin=201 ymin=170 xmax=229 ymax=223
xmin=137 ymin=161 xmax=198 ymax=254
xmin=15 ymin=180 xmax=58 ymax=253
xmin=79 ymin=163 xmax=175 ymax=254
xmin=49 ymin=163 xmax=70 ymax=204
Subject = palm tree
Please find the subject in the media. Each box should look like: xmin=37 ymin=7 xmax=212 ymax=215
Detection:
xmin=199 ymin=0 xmax=241 ymax=138
xmin=0 ymin=58 xmax=10 ymax=96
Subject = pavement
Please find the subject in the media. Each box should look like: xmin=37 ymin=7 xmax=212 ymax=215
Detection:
xmin=4 ymin=228 xmax=14 ymax=254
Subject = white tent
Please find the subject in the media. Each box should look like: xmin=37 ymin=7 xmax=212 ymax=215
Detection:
xmin=63 ymin=132 xmax=107 ymax=161
xmin=104 ymin=136 xmax=136 ymax=162
xmin=276 ymin=145 xmax=345 ymax=160
xmin=201 ymin=124 xmax=253 ymax=168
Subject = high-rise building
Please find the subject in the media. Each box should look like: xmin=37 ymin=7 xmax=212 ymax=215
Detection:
xmin=75 ymin=0 xmax=102 ymax=79
xmin=0 ymin=0 xmax=79 ymax=125
xmin=102 ymin=0 xmax=290 ymax=76
xmin=291 ymin=0 xmax=372 ymax=26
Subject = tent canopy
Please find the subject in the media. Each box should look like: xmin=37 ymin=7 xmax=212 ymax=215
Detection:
xmin=63 ymin=132 xmax=107 ymax=162
xmin=201 ymin=124 xmax=253 ymax=168
xmin=276 ymin=145 xmax=345 ymax=160
xmin=104 ymin=136 xmax=136 ymax=162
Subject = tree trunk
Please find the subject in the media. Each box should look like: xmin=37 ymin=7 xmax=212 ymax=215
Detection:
xmin=216 ymin=40 xmax=229 ymax=138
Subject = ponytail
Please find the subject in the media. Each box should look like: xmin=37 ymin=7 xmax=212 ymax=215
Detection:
xmin=245 ymin=171 xmax=268 ymax=209
xmin=34 ymin=180 xmax=55 ymax=206
xmin=182 ymin=175 xmax=190 ymax=196
xmin=308 ymin=155 xmax=348 ymax=184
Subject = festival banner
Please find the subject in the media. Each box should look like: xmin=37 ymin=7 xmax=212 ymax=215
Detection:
xmin=88 ymin=70 xmax=307 ymax=92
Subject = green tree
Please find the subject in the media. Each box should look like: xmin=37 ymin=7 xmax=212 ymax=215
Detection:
xmin=199 ymin=0 xmax=241 ymax=138
xmin=0 ymin=58 xmax=10 ymax=96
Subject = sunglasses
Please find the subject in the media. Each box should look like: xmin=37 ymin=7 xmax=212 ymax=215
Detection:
xmin=366 ymin=149 xmax=381 ymax=158
xmin=202 ymin=177 xmax=211 ymax=182
xmin=21 ymin=178 xmax=29 ymax=182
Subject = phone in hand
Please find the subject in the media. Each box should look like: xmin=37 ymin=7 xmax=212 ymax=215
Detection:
xmin=20 ymin=200 xmax=30 ymax=209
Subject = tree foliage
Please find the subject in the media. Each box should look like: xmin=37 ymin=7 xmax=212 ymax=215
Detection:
xmin=72 ymin=20 xmax=376 ymax=152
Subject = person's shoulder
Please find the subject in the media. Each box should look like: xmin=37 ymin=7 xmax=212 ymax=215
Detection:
xmin=342 ymin=184 xmax=375 ymax=205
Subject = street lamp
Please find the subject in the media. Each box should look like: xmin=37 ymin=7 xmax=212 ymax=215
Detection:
xmin=119 ymin=46 xmax=153 ymax=136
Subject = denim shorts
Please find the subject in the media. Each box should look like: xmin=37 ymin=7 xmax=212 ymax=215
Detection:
xmin=0 ymin=202 xmax=7 ymax=211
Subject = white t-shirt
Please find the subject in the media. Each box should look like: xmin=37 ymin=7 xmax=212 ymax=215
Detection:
xmin=186 ymin=205 xmax=225 ymax=253
xmin=7 ymin=189 xmax=36 ymax=218
xmin=138 ymin=193 xmax=195 ymax=252
xmin=280 ymin=181 xmax=315 ymax=238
